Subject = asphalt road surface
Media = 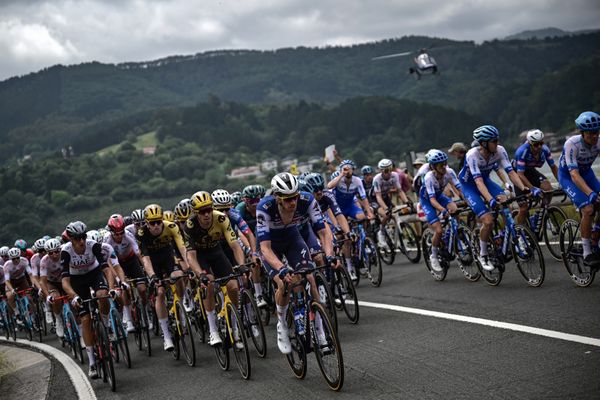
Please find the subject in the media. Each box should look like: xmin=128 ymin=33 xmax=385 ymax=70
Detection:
xmin=7 ymin=253 xmax=600 ymax=399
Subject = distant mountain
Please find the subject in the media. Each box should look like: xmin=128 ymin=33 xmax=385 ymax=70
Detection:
xmin=504 ymin=27 xmax=599 ymax=40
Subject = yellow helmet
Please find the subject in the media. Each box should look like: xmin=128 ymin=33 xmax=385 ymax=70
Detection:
xmin=190 ymin=191 xmax=213 ymax=210
xmin=163 ymin=210 xmax=175 ymax=223
xmin=144 ymin=204 xmax=163 ymax=222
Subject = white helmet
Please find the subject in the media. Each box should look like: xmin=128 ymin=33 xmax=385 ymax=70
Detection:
xmin=87 ymin=230 xmax=103 ymax=244
xmin=211 ymin=189 xmax=232 ymax=208
xmin=377 ymin=158 xmax=393 ymax=170
xmin=8 ymin=247 xmax=21 ymax=259
xmin=271 ymin=172 xmax=299 ymax=196
xmin=0 ymin=246 xmax=9 ymax=257
xmin=44 ymin=239 xmax=62 ymax=252
xmin=526 ymin=129 xmax=544 ymax=143
xmin=34 ymin=238 xmax=46 ymax=252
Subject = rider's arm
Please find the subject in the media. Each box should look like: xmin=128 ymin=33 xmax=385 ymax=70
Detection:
xmin=326 ymin=173 xmax=343 ymax=189
xmin=393 ymin=173 xmax=409 ymax=203
xmin=169 ymin=223 xmax=189 ymax=271
xmin=185 ymin=249 xmax=205 ymax=277
xmin=260 ymin=240 xmax=285 ymax=270
xmin=475 ymin=176 xmax=495 ymax=203
xmin=59 ymin=251 xmax=77 ymax=298
xmin=375 ymin=191 xmax=388 ymax=211
xmin=508 ymin=170 xmax=527 ymax=192
xmin=221 ymin=218 xmax=246 ymax=266
xmin=316 ymin=226 xmax=334 ymax=257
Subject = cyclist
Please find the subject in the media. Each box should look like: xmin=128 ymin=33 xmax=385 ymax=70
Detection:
xmin=60 ymin=221 xmax=115 ymax=379
xmin=30 ymin=238 xmax=51 ymax=323
xmin=136 ymin=204 xmax=190 ymax=351
xmin=4 ymin=247 xmax=34 ymax=319
xmin=236 ymin=184 xmax=266 ymax=234
xmin=327 ymin=159 xmax=374 ymax=221
xmin=257 ymin=172 xmax=331 ymax=354
xmin=419 ymin=150 xmax=464 ymax=271
xmin=39 ymin=239 xmax=66 ymax=338
xmin=15 ymin=239 xmax=34 ymax=261
xmin=0 ymin=246 xmax=9 ymax=265
xmin=459 ymin=125 xmax=539 ymax=271
xmin=513 ymin=129 xmax=559 ymax=225
xmin=127 ymin=209 xmax=145 ymax=237
xmin=558 ymin=111 xmax=600 ymax=266
xmin=183 ymin=191 xmax=246 ymax=346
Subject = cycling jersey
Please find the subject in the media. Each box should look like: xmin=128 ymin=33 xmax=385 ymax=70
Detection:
xmin=184 ymin=211 xmax=237 ymax=250
xmin=373 ymin=171 xmax=403 ymax=197
xmin=125 ymin=224 xmax=137 ymax=237
xmin=559 ymin=135 xmax=600 ymax=174
xmin=30 ymin=253 xmax=42 ymax=277
xmin=0 ymin=265 xmax=4 ymax=285
xmin=40 ymin=254 xmax=63 ymax=283
xmin=3 ymin=257 xmax=31 ymax=281
xmin=136 ymin=221 xmax=185 ymax=257
xmin=331 ymin=176 xmax=367 ymax=207
xmin=413 ymin=163 xmax=431 ymax=192
xmin=514 ymin=142 xmax=555 ymax=172
xmin=421 ymin=167 xmax=461 ymax=198
xmin=104 ymin=230 xmax=139 ymax=263
xmin=235 ymin=203 xmax=258 ymax=233
xmin=316 ymin=190 xmax=342 ymax=217
xmin=459 ymin=145 xmax=513 ymax=183
xmin=101 ymin=242 xmax=119 ymax=267
xmin=61 ymin=240 xmax=107 ymax=277
xmin=226 ymin=208 xmax=251 ymax=236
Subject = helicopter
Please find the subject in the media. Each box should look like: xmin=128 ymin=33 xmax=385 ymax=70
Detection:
xmin=372 ymin=48 xmax=439 ymax=80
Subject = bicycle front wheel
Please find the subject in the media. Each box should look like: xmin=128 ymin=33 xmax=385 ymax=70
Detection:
xmin=399 ymin=223 xmax=421 ymax=263
xmin=175 ymin=301 xmax=196 ymax=367
xmin=379 ymin=219 xmax=396 ymax=265
xmin=473 ymin=228 xmax=503 ymax=286
xmin=333 ymin=268 xmax=359 ymax=324
xmin=455 ymin=224 xmax=480 ymax=282
xmin=512 ymin=225 xmax=546 ymax=287
xmin=559 ymin=219 xmax=596 ymax=287
xmin=364 ymin=237 xmax=383 ymax=287
xmin=543 ymin=206 xmax=567 ymax=261
xmin=421 ymin=229 xmax=448 ymax=281
xmin=114 ymin=314 xmax=132 ymax=368
xmin=241 ymin=291 xmax=267 ymax=358
xmin=285 ymin=308 xmax=307 ymax=379
xmin=310 ymin=302 xmax=344 ymax=391
xmin=313 ymin=271 xmax=337 ymax=333
xmin=96 ymin=320 xmax=116 ymax=392
xmin=227 ymin=303 xmax=251 ymax=380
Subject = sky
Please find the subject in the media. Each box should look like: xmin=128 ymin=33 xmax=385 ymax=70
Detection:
xmin=1 ymin=0 xmax=599 ymax=81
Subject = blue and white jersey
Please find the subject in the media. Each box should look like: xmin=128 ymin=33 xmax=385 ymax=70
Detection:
xmin=459 ymin=145 xmax=512 ymax=183
xmin=559 ymin=135 xmax=600 ymax=174
xmin=317 ymin=190 xmax=342 ymax=217
xmin=421 ymin=167 xmax=461 ymax=199
xmin=256 ymin=192 xmax=325 ymax=243
xmin=331 ymin=176 xmax=366 ymax=208
xmin=514 ymin=142 xmax=555 ymax=172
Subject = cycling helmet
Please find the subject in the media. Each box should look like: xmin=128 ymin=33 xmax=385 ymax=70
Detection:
xmin=471 ymin=140 xmax=480 ymax=148
xmin=230 ymin=191 xmax=242 ymax=205
xmin=8 ymin=247 xmax=21 ymax=259
xmin=304 ymin=173 xmax=323 ymax=192
xmin=330 ymin=170 xmax=340 ymax=180
xmin=163 ymin=210 xmax=175 ymax=223
xmin=0 ymin=246 xmax=9 ymax=257
xmin=211 ymin=189 xmax=232 ymax=209
xmin=377 ymin=158 xmax=393 ymax=170
xmin=298 ymin=171 xmax=311 ymax=180
xmin=361 ymin=165 xmax=375 ymax=175
xmin=123 ymin=216 xmax=133 ymax=226
xmin=131 ymin=209 xmax=144 ymax=224
xmin=174 ymin=199 xmax=192 ymax=221
xmin=426 ymin=149 xmax=448 ymax=165
xmin=107 ymin=214 xmax=125 ymax=233
xmin=526 ymin=129 xmax=544 ymax=143
xmin=242 ymin=185 xmax=266 ymax=199
xmin=66 ymin=221 xmax=87 ymax=238
xmin=14 ymin=239 xmax=27 ymax=251
xmin=339 ymin=159 xmax=356 ymax=170
xmin=575 ymin=111 xmax=600 ymax=131
xmin=298 ymin=179 xmax=313 ymax=193
xmin=144 ymin=204 xmax=163 ymax=222
xmin=44 ymin=239 xmax=61 ymax=253
xmin=87 ymin=230 xmax=103 ymax=243
xmin=190 ymin=191 xmax=213 ymax=210
xmin=271 ymin=172 xmax=299 ymax=196
xmin=472 ymin=125 xmax=500 ymax=142
xmin=34 ymin=238 xmax=46 ymax=252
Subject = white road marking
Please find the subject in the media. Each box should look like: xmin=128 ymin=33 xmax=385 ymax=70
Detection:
xmin=359 ymin=300 xmax=600 ymax=347
xmin=0 ymin=337 xmax=97 ymax=400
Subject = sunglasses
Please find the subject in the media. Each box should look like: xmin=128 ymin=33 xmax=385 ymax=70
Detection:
xmin=11 ymin=258 xmax=20 ymax=263
xmin=148 ymin=220 xmax=163 ymax=226
xmin=112 ymin=230 xmax=124 ymax=236
xmin=196 ymin=207 xmax=213 ymax=215
xmin=489 ymin=139 xmax=499 ymax=144
xmin=279 ymin=194 xmax=299 ymax=203
xmin=245 ymin=198 xmax=260 ymax=205
xmin=71 ymin=235 xmax=86 ymax=241
xmin=531 ymin=142 xmax=544 ymax=148
xmin=382 ymin=168 xmax=393 ymax=173
xmin=48 ymin=250 xmax=60 ymax=255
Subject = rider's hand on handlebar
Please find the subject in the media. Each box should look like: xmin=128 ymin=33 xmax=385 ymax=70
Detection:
xmin=589 ymin=191 xmax=599 ymax=204
xmin=71 ymin=296 xmax=82 ymax=308
xmin=488 ymin=198 xmax=498 ymax=210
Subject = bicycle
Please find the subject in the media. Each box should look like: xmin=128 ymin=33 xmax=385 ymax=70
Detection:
xmin=82 ymin=295 xmax=116 ymax=392
xmin=377 ymin=204 xmax=421 ymax=264
xmin=55 ymin=295 xmax=85 ymax=364
xmin=421 ymin=207 xmax=480 ymax=282
xmin=328 ymin=243 xmax=359 ymax=324
xmin=157 ymin=275 xmax=196 ymax=367
xmin=235 ymin=262 xmax=267 ymax=358
xmin=211 ymin=268 xmax=251 ymax=380
xmin=106 ymin=289 xmax=132 ymax=369
xmin=473 ymin=194 xmax=546 ymax=287
xmin=0 ymin=295 xmax=17 ymax=341
xmin=128 ymin=277 xmax=152 ymax=356
xmin=15 ymin=288 xmax=42 ymax=342
xmin=284 ymin=263 xmax=344 ymax=391
xmin=188 ymin=279 xmax=207 ymax=344
xmin=347 ymin=219 xmax=383 ymax=287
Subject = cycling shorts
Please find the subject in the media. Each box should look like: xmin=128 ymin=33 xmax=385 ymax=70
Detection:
xmin=70 ymin=268 xmax=108 ymax=316
xmin=461 ymin=177 xmax=505 ymax=217
xmin=195 ymin=247 xmax=234 ymax=279
xmin=558 ymin=167 xmax=600 ymax=210
xmin=260 ymin=231 xmax=312 ymax=279
xmin=420 ymin=193 xmax=453 ymax=225
xmin=121 ymin=257 xmax=145 ymax=280
xmin=339 ymin=202 xmax=365 ymax=220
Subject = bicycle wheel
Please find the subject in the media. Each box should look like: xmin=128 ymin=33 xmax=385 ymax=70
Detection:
xmin=333 ymin=268 xmax=359 ymax=324
xmin=399 ymin=222 xmax=421 ymax=263
xmin=313 ymin=271 xmax=337 ymax=333
xmin=171 ymin=316 xmax=181 ymax=361
xmin=473 ymin=228 xmax=503 ymax=286
xmin=108 ymin=309 xmax=121 ymax=363
xmin=33 ymin=300 xmax=43 ymax=342
xmin=22 ymin=304 xmax=33 ymax=341
xmin=310 ymin=302 xmax=344 ymax=391
xmin=559 ymin=219 xmax=596 ymax=287
xmin=421 ymin=229 xmax=448 ymax=281
xmin=114 ymin=314 xmax=132 ymax=368
xmin=191 ymin=294 xmax=207 ymax=344
xmin=131 ymin=300 xmax=142 ymax=351
xmin=10 ymin=315 xmax=17 ymax=341
xmin=65 ymin=311 xmax=84 ymax=364
xmin=227 ymin=303 xmax=251 ymax=380
xmin=285 ymin=307 xmax=307 ymax=379
xmin=364 ymin=237 xmax=383 ymax=287
xmin=543 ymin=206 xmax=567 ymax=261
xmin=97 ymin=320 xmax=117 ymax=392
xmin=175 ymin=301 xmax=196 ymax=367
xmin=139 ymin=301 xmax=152 ymax=356
xmin=258 ymin=274 xmax=274 ymax=326
xmin=512 ymin=225 xmax=545 ymax=287
xmin=214 ymin=294 xmax=230 ymax=371
xmin=241 ymin=291 xmax=267 ymax=358
xmin=379 ymin=220 xmax=396 ymax=265
xmin=455 ymin=224 xmax=480 ymax=282
xmin=1 ymin=308 xmax=9 ymax=340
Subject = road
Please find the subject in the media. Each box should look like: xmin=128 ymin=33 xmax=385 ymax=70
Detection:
xmin=7 ymin=254 xmax=600 ymax=399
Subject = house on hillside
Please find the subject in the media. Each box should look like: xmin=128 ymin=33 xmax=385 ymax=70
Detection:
xmin=228 ymin=165 xmax=264 ymax=180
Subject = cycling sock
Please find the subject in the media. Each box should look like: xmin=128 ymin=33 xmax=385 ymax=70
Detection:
xmin=159 ymin=318 xmax=171 ymax=341
xmin=53 ymin=312 xmax=61 ymax=321
xmin=345 ymin=258 xmax=354 ymax=272
xmin=582 ymin=238 xmax=592 ymax=258
xmin=431 ymin=246 xmax=439 ymax=257
xmin=207 ymin=311 xmax=218 ymax=333
xmin=122 ymin=305 xmax=132 ymax=322
xmin=479 ymin=240 xmax=489 ymax=256
xmin=314 ymin=313 xmax=325 ymax=336
xmin=276 ymin=304 xmax=288 ymax=325
xmin=86 ymin=346 xmax=95 ymax=365
xmin=253 ymin=283 xmax=263 ymax=296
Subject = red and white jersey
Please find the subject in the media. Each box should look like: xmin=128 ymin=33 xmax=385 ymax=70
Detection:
xmin=101 ymin=243 xmax=119 ymax=266
xmin=104 ymin=231 xmax=139 ymax=262
xmin=30 ymin=253 xmax=42 ymax=277
xmin=40 ymin=254 xmax=63 ymax=283
xmin=3 ymin=257 xmax=32 ymax=282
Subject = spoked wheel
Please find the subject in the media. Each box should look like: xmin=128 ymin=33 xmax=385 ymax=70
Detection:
xmin=285 ymin=308 xmax=307 ymax=379
xmin=310 ymin=302 xmax=344 ymax=391
xmin=114 ymin=315 xmax=132 ymax=368
xmin=399 ymin=222 xmax=421 ymax=263
xmin=10 ymin=315 xmax=17 ymax=341
xmin=227 ymin=303 xmax=251 ymax=380
xmin=191 ymin=304 xmax=207 ymax=345
xmin=131 ymin=301 xmax=142 ymax=351
xmin=258 ymin=276 xmax=274 ymax=327
xmin=313 ymin=271 xmax=337 ymax=333
xmin=421 ymin=229 xmax=448 ymax=281
xmin=175 ymin=301 xmax=196 ymax=367
xmin=23 ymin=311 xmax=33 ymax=341
xmin=333 ymin=268 xmax=359 ymax=324
xmin=379 ymin=220 xmax=396 ymax=265
xmin=66 ymin=312 xmax=84 ymax=364
xmin=559 ymin=219 xmax=596 ymax=287
xmin=96 ymin=321 xmax=116 ymax=392
xmin=241 ymin=291 xmax=267 ymax=358
xmin=33 ymin=302 xmax=43 ymax=342
xmin=364 ymin=237 xmax=383 ymax=287
xmin=473 ymin=228 xmax=504 ymax=286
xmin=455 ymin=224 xmax=480 ymax=282
xmin=543 ymin=206 xmax=567 ymax=261
xmin=140 ymin=303 xmax=152 ymax=356
xmin=171 ymin=317 xmax=181 ymax=361
xmin=512 ymin=225 xmax=545 ymax=287
xmin=214 ymin=296 xmax=230 ymax=371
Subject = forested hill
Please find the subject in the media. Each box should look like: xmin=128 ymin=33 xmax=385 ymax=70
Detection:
xmin=1 ymin=31 xmax=599 ymax=159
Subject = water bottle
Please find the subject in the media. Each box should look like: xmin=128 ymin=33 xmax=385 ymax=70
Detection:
xmin=293 ymin=292 xmax=305 ymax=335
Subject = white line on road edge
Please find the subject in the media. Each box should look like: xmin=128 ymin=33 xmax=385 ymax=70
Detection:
xmin=359 ymin=300 xmax=600 ymax=348
xmin=0 ymin=337 xmax=97 ymax=400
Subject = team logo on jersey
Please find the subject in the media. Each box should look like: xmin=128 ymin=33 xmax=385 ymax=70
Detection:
xmin=167 ymin=223 xmax=177 ymax=229
xmin=218 ymin=215 xmax=226 ymax=224
xmin=137 ymin=229 xmax=144 ymax=237
xmin=256 ymin=215 xmax=265 ymax=226
xmin=186 ymin=219 xmax=195 ymax=229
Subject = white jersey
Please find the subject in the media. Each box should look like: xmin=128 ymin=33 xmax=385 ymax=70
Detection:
xmin=125 ymin=224 xmax=137 ymax=237
xmin=373 ymin=171 xmax=403 ymax=196
xmin=459 ymin=145 xmax=512 ymax=183
xmin=330 ymin=175 xmax=367 ymax=207
xmin=104 ymin=230 xmax=139 ymax=262
xmin=3 ymin=257 xmax=32 ymax=282
xmin=40 ymin=254 xmax=63 ymax=283
xmin=30 ymin=253 xmax=42 ymax=277
xmin=60 ymin=240 xmax=105 ymax=277
xmin=0 ymin=265 xmax=5 ymax=284
xmin=559 ymin=134 xmax=600 ymax=174
xmin=101 ymin=242 xmax=119 ymax=266
xmin=423 ymin=167 xmax=461 ymax=198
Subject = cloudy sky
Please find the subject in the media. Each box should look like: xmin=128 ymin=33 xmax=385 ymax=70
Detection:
xmin=1 ymin=0 xmax=599 ymax=81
